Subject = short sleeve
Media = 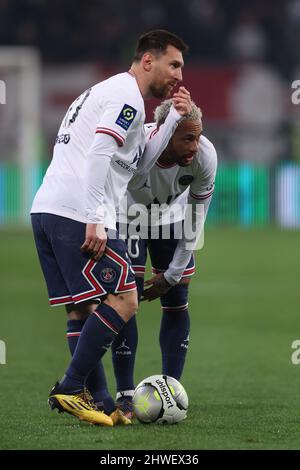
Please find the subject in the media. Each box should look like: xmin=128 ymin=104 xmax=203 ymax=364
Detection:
xmin=96 ymin=99 xmax=139 ymax=147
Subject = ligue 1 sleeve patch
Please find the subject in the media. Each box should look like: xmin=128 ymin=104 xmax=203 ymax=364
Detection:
xmin=116 ymin=104 xmax=137 ymax=131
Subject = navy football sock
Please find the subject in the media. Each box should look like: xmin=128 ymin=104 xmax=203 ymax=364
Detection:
xmin=159 ymin=307 xmax=190 ymax=380
xmin=60 ymin=304 xmax=125 ymax=393
xmin=66 ymin=319 xmax=85 ymax=356
xmin=66 ymin=319 xmax=114 ymax=412
xmin=111 ymin=277 xmax=142 ymax=393
xmin=111 ymin=315 xmax=138 ymax=392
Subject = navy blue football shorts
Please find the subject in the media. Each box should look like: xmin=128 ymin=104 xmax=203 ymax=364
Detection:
xmin=125 ymin=224 xmax=195 ymax=279
xmin=31 ymin=213 xmax=136 ymax=307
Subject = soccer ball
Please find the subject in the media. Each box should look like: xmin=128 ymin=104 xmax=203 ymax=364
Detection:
xmin=133 ymin=374 xmax=188 ymax=424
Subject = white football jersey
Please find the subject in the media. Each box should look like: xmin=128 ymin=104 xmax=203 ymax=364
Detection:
xmin=31 ymin=72 xmax=146 ymax=229
xmin=128 ymin=123 xmax=217 ymax=226
xmin=126 ymin=123 xmax=218 ymax=285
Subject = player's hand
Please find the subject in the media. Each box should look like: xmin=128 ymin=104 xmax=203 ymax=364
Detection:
xmin=81 ymin=223 xmax=107 ymax=261
xmin=172 ymin=87 xmax=192 ymax=117
xmin=140 ymin=273 xmax=172 ymax=302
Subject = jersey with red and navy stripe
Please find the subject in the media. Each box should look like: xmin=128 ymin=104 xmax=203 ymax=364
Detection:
xmin=127 ymin=125 xmax=217 ymax=226
xmin=31 ymin=72 xmax=145 ymax=229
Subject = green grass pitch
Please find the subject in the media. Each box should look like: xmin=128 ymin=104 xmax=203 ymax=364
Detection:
xmin=0 ymin=226 xmax=300 ymax=450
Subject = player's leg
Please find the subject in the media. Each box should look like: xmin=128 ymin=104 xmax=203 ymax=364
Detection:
xmin=159 ymin=278 xmax=191 ymax=380
xmin=55 ymin=229 xmax=137 ymax=422
xmin=37 ymin=214 xmax=136 ymax=424
xmin=149 ymin=226 xmax=195 ymax=380
xmin=111 ymin=235 xmax=147 ymax=416
xmin=31 ymin=213 xmax=114 ymax=425
xmin=60 ymin=289 xmax=137 ymax=425
xmin=31 ymin=213 xmax=73 ymax=307
xmin=51 ymin=291 xmax=137 ymax=425
xmin=65 ymin=301 xmax=115 ymax=413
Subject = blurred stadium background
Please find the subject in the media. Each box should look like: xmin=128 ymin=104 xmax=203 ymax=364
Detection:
xmin=1 ymin=0 xmax=300 ymax=451
xmin=1 ymin=0 xmax=300 ymax=227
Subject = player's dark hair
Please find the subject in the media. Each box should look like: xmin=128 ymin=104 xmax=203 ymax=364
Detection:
xmin=133 ymin=29 xmax=189 ymax=62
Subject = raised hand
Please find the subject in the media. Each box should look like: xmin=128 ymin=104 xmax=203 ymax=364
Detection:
xmin=172 ymin=86 xmax=192 ymax=116
xmin=141 ymin=273 xmax=172 ymax=302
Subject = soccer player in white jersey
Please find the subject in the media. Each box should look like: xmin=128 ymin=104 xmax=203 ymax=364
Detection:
xmin=30 ymin=30 xmax=191 ymax=426
xmin=110 ymin=99 xmax=217 ymax=417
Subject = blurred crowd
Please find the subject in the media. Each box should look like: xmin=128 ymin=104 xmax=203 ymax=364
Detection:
xmin=0 ymin=0 xmax=300 ymax=78
xmin=1 ymin=0 xmax=300 ymax=166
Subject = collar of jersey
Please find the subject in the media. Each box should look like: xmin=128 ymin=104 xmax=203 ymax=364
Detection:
xmin=155 ymin=160 xmax=177 ymax=169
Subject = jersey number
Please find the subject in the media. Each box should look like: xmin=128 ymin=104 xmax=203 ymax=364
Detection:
xmin=127 ymin=236 xmax=140 ymax=259
xmin=63 ymin=88 xmax=91 ymax=128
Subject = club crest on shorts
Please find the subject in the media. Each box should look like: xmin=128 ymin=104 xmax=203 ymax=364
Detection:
xmin=100 ymin=267 xmax=117 ymax=283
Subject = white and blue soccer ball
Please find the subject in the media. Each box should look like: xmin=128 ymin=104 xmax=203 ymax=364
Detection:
xmin=133 ymin=374 xmax=188 ymax=424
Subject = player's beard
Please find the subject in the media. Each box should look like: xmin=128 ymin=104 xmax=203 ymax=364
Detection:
xmin=149 ymin=82 xmax=172 ymax=99
xmin=177 ymin=160 xmax=192 ymax=167
xmin=176 ymin=152 xmax=195 ymax=167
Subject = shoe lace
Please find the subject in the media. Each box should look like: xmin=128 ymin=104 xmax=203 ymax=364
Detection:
xmin=75 ymin=388 xmax=97 ymax=410
xmin=116 ymin=397 xmax=134 ymax=413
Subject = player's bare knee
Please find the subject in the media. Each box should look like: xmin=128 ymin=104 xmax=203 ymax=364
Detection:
xmin=65 ymin=301 xmax=98 ymax=320
xmin=124 ymin=295 xmax=138 ymax=317
xmin=115 ymin=291 xmax=138 ymax=317
xmin=104 ymin=291 xmax=138 ymax=321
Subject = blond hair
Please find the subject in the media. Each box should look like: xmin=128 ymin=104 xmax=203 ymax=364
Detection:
xmin=154 ymin=99 xmax=202 ymax=126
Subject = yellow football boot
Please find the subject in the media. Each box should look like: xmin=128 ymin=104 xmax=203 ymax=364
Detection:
xmin=110 ymin=408 xmax=132 ymax=425
xmin=48 ymin=384 xmax=113 ymax=426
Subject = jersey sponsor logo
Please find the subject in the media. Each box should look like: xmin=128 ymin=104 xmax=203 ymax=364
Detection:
xmin=115 ymin=339 xmax=131 ymax=355
xmin=181 ymin=334 xmax=190 ymax=350
xmin=115 ymin=159 xmax=137 ymax=174
xmin=55 ymin=133 xmax=71 ymax=144
xmin=179 ymin=175 xmax=194 ymax=186
xmin=100 ymin=267 xmax=116 ymax=283
xmin=116 ymin=104 xmax=137 ymax=131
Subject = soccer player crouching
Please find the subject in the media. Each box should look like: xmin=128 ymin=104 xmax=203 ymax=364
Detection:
xmin=112 ymin=99 xmax=218 ymax=417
